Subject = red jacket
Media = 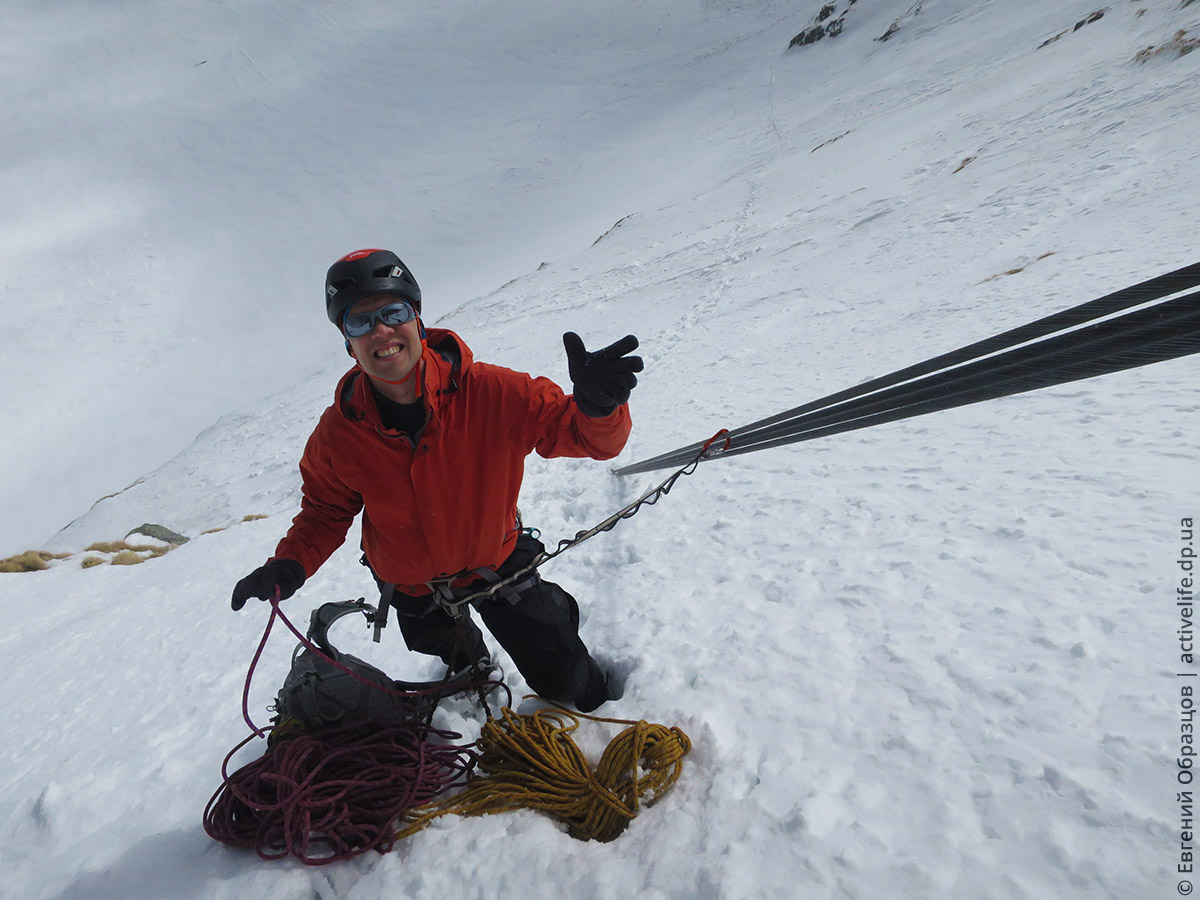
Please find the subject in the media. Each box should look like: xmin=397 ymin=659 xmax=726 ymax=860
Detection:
xmin=273 ymin=328 xmax=631 ymax=594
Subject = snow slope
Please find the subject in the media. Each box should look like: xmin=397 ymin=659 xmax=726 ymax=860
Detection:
xmin=0 ymin=0 xmax=790 ymax=555
xmin=3 ymin=1 xmax=1200 ymax=898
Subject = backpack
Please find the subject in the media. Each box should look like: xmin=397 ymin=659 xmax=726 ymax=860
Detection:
xmin=273 ymin=599 xmax=434 ymax=729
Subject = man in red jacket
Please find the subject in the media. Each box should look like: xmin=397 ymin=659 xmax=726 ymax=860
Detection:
xmin=231 ymin=249 xmax=642 ymax=711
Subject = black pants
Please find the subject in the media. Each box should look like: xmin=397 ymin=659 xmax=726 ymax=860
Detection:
xmin=369 ymin=533 xmax=606 ymax=706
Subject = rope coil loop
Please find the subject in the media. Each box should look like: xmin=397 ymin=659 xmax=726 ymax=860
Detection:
xmin=203 ymin=717 xmax=478 ymax=864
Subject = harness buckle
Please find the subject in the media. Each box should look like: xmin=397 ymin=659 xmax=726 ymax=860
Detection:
xmin=429 ymin=580 xmax=473 ymax=619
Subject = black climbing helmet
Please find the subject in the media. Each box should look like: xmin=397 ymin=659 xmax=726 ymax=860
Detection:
xmin=324 ymin=249 xmax=422 ymax=327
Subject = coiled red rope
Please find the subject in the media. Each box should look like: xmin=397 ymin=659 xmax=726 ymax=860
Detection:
xmin=205 ymin=593 xmax=480 ymax=864
xmin=203 ymin=718 xmax=477 ymax=864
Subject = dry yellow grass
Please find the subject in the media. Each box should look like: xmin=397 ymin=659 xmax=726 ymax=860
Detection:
xmin=241 ymin=514 xmax=269 ymax=522
xmin=86 ymin=539 xmax=172 ymax=556
xmin=87 ymin=540 xmax=131 ymax=553
xmin=1 ymin=552 xmax=49 ymax=573
xmin=0 ymin=550 xmax=72 ymax=573
xmin=1134 ymin=30 xmax=1199 ymax=62
xmin=3 ymin=540 xmax=177 ymax=573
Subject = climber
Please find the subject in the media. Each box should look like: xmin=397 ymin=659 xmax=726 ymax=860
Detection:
xmin=231 ymin=249 xmax=642 ymax=712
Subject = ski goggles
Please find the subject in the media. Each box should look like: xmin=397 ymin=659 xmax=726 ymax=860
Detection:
xmin=341 ymin=300 xmax=417 ymax=337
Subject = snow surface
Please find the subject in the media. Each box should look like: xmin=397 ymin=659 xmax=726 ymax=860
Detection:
xmin=3 ymin=1 xmax=1200 ymax=898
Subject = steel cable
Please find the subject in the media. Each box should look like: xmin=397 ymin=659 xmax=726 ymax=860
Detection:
xmin=617 ymin=262 xmax=1200 ymax=475
xmin=718 ymin=309 xmax=1200 ymax=459
xmin=708 ymin=291 xmax=1200 ymax=459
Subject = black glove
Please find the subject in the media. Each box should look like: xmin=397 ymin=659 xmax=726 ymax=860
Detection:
xmin=563 ymin=332 xmax=643 ymax=418
xmin=230 ymin=558 xmax=306 ymax=611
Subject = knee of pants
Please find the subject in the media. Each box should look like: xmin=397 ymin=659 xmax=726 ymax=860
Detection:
xmin=395 ymin=605 xmax=480 ymax=655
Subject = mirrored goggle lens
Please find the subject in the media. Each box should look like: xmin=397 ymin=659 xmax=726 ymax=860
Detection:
xmin=343 ymin=301 xmax=415 ymax=337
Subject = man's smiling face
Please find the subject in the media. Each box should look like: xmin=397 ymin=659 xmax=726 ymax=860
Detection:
xmin=344 ymin=294 xmax=422 ymax=390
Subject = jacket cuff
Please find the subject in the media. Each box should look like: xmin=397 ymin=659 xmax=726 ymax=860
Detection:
xmin=573 ymin=394 xmax=619 ymax=419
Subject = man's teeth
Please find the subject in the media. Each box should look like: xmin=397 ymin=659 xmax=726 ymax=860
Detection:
xmin=376 ymin=346 xmax=402 ymax=358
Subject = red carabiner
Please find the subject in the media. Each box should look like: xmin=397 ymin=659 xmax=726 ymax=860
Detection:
xmin=700 ymin=428 xmax=732 ymax=457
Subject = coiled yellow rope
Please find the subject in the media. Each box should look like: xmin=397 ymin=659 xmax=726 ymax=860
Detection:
xmin=398 ymin=704 xmax=691 ymax=842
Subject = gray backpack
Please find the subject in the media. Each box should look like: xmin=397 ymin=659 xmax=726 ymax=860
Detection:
xmin=273 ymin=599 xmax=437 ymax=729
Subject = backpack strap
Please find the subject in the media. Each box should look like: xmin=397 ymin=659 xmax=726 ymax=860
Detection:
xmin=372 ymin=583 xmax=394 ymax=643
xmin=307 ymin=598 xmax=378 ymax=656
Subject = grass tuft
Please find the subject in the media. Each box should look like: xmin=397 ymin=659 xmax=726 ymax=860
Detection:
xmin=86 ymin=539 xmax=172 ymax=554
xmin=87 ymin=540 xmax=132 ymax=553
xmin=1134 ymin=30 xmax=1199 ymax=62
xmin=0 ymin=550 xmax=73 ymax=573
xmin=241 ymin=514 xmax=269 ymax=522
xmin=81 ymin=556 xmax=105 ymax=569
xmin=1 ymin=552 xmax=50 ymax=573
xmin=110 ymin=550 xmax=147 ymax=566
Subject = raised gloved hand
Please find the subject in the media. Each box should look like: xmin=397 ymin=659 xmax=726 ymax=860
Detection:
xmin=563 ymin=332 xmax=643 ymax=418
xmin=230 ymin=558 xmax=306 ymax=611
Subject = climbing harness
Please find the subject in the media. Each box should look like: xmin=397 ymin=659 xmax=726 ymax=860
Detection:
xmin=616 ymin=260 xmax=1200 ymax=475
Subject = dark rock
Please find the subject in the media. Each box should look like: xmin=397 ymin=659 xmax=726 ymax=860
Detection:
xmin=877 ymin=22 xmax=900 ymax=42
xmin=787 ymin=0 xmax=858 ymax=50
xmin=789 ymin=25 xmax=826 ymax=48
xmin=1038 ymin=30 xmax=1068 ymax=49
xmin=126 ymin=523 xmax=189 ymax=545
xmin=1074 ymin=9 xmax=1105 ymax=31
